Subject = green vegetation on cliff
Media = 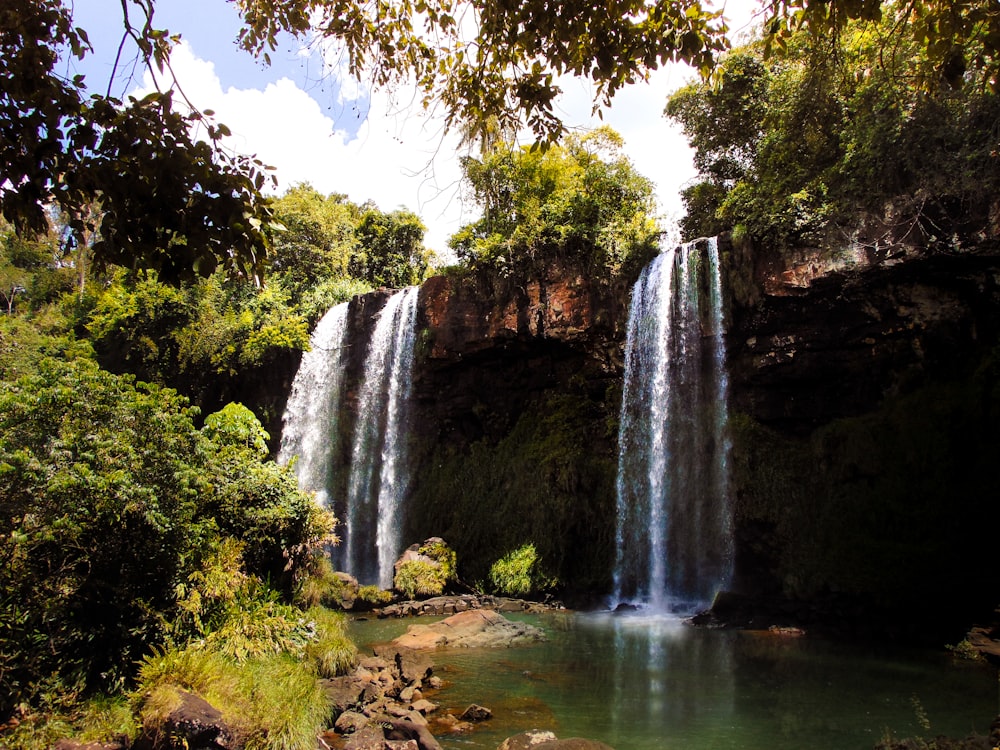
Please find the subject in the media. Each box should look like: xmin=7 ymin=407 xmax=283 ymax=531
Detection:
xmin=729 ymin=345 xmax=1000 ymax=631
xmin=450 ymin=127 xmax=661 ymax=281
xmin=668 ymin=5 xmax=1000 ymax=250
xmin=408 ymin=392 xmax=617 ymax=594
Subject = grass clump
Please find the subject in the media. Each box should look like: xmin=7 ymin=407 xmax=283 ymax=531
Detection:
xmin=137 ymin=647 xmax=330 ymax=750
xmin=394 ymin=560 xmax=447 ymax=599
xmin=356 ymin=585 xmax=394 ymax=606
xmin=488 ymin=543 xmax=556 ymax=597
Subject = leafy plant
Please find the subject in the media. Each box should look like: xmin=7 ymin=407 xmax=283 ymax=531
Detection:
xmin=489 ymin=544 xmax=556 ymax=597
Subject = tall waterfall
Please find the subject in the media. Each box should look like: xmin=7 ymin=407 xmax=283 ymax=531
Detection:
xmin=613 ymin=238 xmax=732 ymax=613
xmin=279 ymin=287 xmax=419 ymax=589
xmin=343 ymin=286 xmax=420 ymax=588
xmin=279 ymin=302 xmax=351 ymax=509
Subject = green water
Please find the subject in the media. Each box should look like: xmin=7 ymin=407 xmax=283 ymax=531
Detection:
xmin=349 ymin=612 xmax=997 ymax=749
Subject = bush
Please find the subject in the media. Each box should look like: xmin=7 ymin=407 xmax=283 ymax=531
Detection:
xmin=137 ymin=648 xmax=330 ymax=750
xmin=488 ymin=544 xmax=556 ymax=597
xmin=394 ymin=560 xmax=447 ymax=599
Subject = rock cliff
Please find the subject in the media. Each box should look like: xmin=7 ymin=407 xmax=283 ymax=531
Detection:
xmin=303 ymin=232 xmax=1000 ymax=633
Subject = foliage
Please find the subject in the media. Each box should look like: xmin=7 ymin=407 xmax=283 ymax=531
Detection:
xmin=2 ymin=694 xmax=137 ymax=750
xmin=0 ymin=358 xmax=213 ymax=706
xmin=0 ymin=1 xmax=277 ymax=284
xmin=0 ymin=219 xmax=75 ymax=314
xmin=451 ymin=127 xmax=661 ymax=278
xmin=667 ymin=11 xmax=1000 ymax=249
xmin=238 ymin=0 xmax=727 ymax=145
xmin=302 ymin=606 xmax=357 ymax=677
xmin=489 ymin=543 xmax=556 ymax=596
xmin=759 ymin=0 xmax=1000 ymax=92
xmin=137 ymin=648 xmax=331 ymax=750
xmin=0 ymin=353 xmax=338 ymax=714
xmin=351 ymin=208 xmax=430 ymax=288
xmin=394 ymin=560 xmax=448 ymax=599
xmin=356 ymin=585 xmax=394 ymax=606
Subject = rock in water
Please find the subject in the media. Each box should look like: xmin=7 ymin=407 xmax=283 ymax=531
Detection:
xmin=390 ymin=610 xmax=545 ymax=650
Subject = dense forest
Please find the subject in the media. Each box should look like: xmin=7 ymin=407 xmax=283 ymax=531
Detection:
xmin=2 ymin=0 xmax=998 ymax=747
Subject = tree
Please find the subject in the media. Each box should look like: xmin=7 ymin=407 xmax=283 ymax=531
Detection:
xmin=6 ymin=0 xmax=996 ymax=283
xmin=352 ymin=208 xmax=429 ymax=288
xmin=667 ymin=12 xmax=1000 ymax=249
xmin=1 ymin=1 xmax=277 ymax=284
xmin=451 ymin=127 xmax=660 ymax=276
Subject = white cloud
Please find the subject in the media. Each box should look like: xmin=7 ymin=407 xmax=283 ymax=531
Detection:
xmin=137 ymin=42 xmax=467 ymax=255
xmin=139 ymin=0 xmax=764 ymax=260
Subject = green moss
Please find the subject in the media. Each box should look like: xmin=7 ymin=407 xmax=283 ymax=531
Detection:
xmin=407 ymin=392 xmax=617 ymax=593
xmin=730 ymin=348 xmax=1000 ymax=617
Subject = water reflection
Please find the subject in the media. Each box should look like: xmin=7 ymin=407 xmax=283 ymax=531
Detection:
xmin=350 ymin=613 xmax=996 ymax=750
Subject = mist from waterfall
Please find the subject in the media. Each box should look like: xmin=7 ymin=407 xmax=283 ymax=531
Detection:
xmin=613 ymin=238 xmax=732 ymax=613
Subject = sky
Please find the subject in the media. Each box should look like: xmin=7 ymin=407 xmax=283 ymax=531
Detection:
xmin=68 ymin=0 xmax=763 ymax=257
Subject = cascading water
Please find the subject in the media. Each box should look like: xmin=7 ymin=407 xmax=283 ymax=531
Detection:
xmin=279 ymin=288 xmax=419 ymax=588
xmin=278 ymin=302 xmax=351 ymax=509
xmin=613 ymin=237 xmax=732 ymax=613
xmin=343 ymin=286 xmax=420 ymax=588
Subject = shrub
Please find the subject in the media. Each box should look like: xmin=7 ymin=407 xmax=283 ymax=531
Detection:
xmin=489 ymin=543 xmax=557 ymax=597
xmin=394 ymin=560 xmax=447 ymax=599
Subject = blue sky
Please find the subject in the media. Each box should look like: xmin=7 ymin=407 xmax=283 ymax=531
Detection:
xmin=65 ymin=0 xmax=761 ymax=255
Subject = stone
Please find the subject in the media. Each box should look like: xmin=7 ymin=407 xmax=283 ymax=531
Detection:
xmin=335 ymin=710 xmax=370 ymax=734
xmin=333 ymin=572 xmax=361 ymax=610
xmin=385 ymin=742 xmax=419 ymax=750
xmin=410 ymin=699 xmax=438 ymax=715
xmin=390 ymin=610 xmax=545 ymax=650
xmin=343 ymin=724 xmax=388 ymax=750
xmin=373 ymin=644 xmax=435 ymax=683
xmin=459 ymin=704 xmax=492 ymax=722
xmin=498 ymin=730 xmax=559 ymax=749
xmin=386 ymin=717 xmax=444 ymax=750
xmin=133 ymin=691 xmax=231 ymax=750
xmin=54 ymin=742 xmax=126 ymax=750
xmin=498 ymin=733 xmax=616 ymax=750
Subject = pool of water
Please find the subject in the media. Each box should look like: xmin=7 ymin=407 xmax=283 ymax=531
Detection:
xmin=349 ymin=611 xmax=997 ymax=749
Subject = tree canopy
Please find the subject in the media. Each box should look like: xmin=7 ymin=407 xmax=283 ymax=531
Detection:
xmin=4 ymin=0 xmax=998 ymax=280
xmin=667 ymin=5 xmax=1000 ymax=249
xmin=449 ymin=126 xmax=660 ymax=277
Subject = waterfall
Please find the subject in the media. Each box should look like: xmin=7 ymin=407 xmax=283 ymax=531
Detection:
xmin=279 ymin=288 xmax=419 ymax=589
xmin=343 ymin=286 xmax=420 ymax=587
xmin=613 ymin=238 xmax=732 ymax=613
xmin=278 ymin=302 xmax=351 ymax=508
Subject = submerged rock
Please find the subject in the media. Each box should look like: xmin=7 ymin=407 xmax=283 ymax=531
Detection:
xmin=390 ymin=610 xmax=545 ymax=650
xmin=498 ymin=731 xmax=616 ymax=750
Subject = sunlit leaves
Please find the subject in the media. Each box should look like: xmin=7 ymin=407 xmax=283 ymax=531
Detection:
xmin=237 ymin=0 xmax=729 ymax=144
xmin=1 ymin=1 xmax=276 ymax=285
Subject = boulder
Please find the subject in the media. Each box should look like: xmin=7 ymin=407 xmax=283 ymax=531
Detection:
xmin=498 ymin=732 xmax=615 ymax=750
xmin=343 ymin=724 xmax=389 ymax=750
xmin=373 ymin=644 xmax=435 ymax=683
xmin=321 ymin=675 xmax=366 ymax=715
xmin=459 ymin=704 xmax=492 ymax=722
xmin=498 ymin=731 xmax=559 ymax=749
xmin=335 ymin=710 xmax=370 ymax=734
xmin=134 ymin=691 xmax=231 ymax=750
xmin=390 ymin=610 xmax=545 ymax=650
xmin=333 ymin=572 xmax=361 ymax=610
xmin=386 ymin=717 xmax=445 ymax=750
